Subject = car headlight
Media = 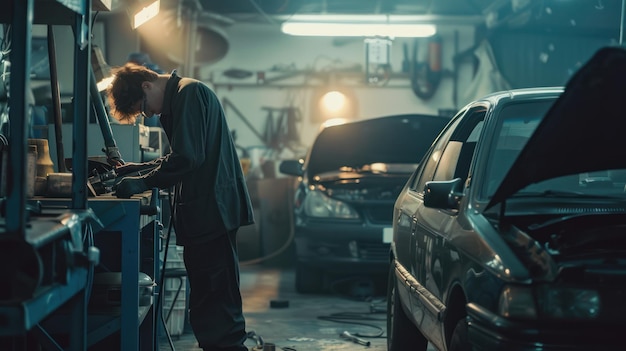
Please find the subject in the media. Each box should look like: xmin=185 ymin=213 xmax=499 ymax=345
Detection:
xmin=498 ymin=285 xmax=600 ymax=320
xmin=303 ymin=189 xmax=359 ymax=219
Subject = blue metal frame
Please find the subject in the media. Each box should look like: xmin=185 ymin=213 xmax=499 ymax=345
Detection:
xmin=38 ymin=196 xmax=158 ymax=351
xmin=5 ymin=0 xmax=33 ymax=235
xmin=0 ymin=1 xmax=109 ymax=350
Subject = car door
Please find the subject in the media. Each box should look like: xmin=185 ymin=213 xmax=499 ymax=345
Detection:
xmin=393 ymin=112 xmax=462 ymax=344
xmin=409 ymin=106 xmax=486 ymax=350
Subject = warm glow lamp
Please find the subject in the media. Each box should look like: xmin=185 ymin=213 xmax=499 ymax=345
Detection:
xmin=321 ymin=91 xmax=347 ymax=113
xmin=311 ymin=85 xmax=358 ymax=122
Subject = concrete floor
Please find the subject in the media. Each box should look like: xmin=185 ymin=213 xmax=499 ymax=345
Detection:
xmin=158 ymin=264 xmax=393 ymax=351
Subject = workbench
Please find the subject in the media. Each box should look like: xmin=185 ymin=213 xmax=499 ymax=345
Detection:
xmin=34 ymin=191 xmax=162 ymax=351
xmin=0 ymin=208 xmax=100 ymax=350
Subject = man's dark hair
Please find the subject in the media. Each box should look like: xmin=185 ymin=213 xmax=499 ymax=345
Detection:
xmin=107 ymin=63 xmax=158 ymax=123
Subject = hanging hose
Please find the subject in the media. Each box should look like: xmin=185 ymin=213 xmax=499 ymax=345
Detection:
xmin=410 ymin=35 xmax=443 ymax=100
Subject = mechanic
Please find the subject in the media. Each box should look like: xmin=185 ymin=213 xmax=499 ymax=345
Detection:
xmin=106 ymin=63 xmax=255 ymax=351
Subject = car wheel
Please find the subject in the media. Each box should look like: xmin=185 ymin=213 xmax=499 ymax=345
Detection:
xmin=387 ymin=263 xmax=428 ymax=351
xmin=295 ymin=263 xmax=324 ymax=293
xmin=448 ymin=318 xmax=471 ymax=351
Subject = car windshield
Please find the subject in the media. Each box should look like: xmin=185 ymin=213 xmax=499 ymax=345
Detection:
xmin=483 ymin=99 xmax=626 ymax=200
xmin=483 ymin=100 xmax=550 ymax=197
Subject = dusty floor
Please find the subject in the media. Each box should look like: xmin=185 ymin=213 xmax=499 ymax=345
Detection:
xmin=159 ymin=264 xmax=392 ymax=351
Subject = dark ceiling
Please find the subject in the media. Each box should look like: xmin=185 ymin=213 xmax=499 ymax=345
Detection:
xmin=110 ymin=1 xmax=624 ymax=36
xmin=196 ymin=0 xmax=485 ymax=17
xmin=190 ymin=0 xmax=622 ymax=35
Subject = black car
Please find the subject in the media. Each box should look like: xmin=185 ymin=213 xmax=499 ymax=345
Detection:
xmin=279 ymin=114 xmax=449 ymax=293
xmin=387 ymin=47 xmax=626 ymax=351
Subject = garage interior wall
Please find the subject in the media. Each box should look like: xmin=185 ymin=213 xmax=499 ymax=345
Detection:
xmin=202 ymin=22 xmax=478 ymax=157
xmin=8 ymin=17 xmax=616 ymax=167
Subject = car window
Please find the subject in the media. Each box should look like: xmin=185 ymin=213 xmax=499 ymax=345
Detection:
xmin=433 ymin=120 xmax=484 ymax=183
xmin=482 ymin=100 xmax=554 ymax=197
xmin=411 ymin=117 xmax=461 ymax=192
xmin=411 ymin=107 xmax=485 ymax=193
xmin=433 ymin=141 xmax=463 ymax=181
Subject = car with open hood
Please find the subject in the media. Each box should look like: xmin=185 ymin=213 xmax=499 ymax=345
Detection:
xmin=387 ymin=46 xmax=626 ymax=351
xmin=279 ymin=114 xmax=450 ymax=294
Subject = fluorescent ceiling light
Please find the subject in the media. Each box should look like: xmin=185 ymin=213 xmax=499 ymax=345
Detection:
xmin=281 ymin=15 xmax=437 ymax=38
xmin=133 ymin=0 xmax=160 ymax=29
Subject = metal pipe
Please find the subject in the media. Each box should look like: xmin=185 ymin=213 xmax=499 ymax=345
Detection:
xmin=71 ymin=7 xmax=91 ymax=210
xmin=47 ymin=25 xmax=66 ymax=172
xmin=185 ymin=6 xmax=199 ymax=77
xmin=6 ymin=0 xmax=33 ymax=236
xmin=619 ymin=0 xmax=626 ymax=46
xmin=89 ymin=67 xmax=123 ymax=164
xmin=222 ymin=98 xmax=267 ymax=145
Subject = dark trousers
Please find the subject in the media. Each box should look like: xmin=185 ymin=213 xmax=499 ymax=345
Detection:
xmin=183 ymin=229 xmax=248 ymax=351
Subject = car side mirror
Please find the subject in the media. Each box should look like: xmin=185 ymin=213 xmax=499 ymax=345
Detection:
xmin=423 ymin=178 xmax=464 ymax=210
xmin=279 ymin=159 xmax=304 ymax=177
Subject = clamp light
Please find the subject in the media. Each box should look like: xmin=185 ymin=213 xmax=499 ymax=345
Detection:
xmin=133 ymin=0 xmax=160 ymax=29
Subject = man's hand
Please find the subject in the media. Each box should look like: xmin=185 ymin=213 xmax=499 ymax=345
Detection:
xmin=115 ymin=162 xmax=150 ymax=176
xmin=114 ymin=177 xmax=148 ymax=198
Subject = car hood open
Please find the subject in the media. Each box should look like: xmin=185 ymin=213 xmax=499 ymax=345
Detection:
xmin=487 ymin=46 xmax=626 ymax=210
xmin=306 ymin=114 xmax=449 ymax=178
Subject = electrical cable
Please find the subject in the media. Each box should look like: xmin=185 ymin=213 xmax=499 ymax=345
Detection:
xmin=317 ymin=310 xmax=386 ymax=339
xmin=246 ymin=0 xmax=279 ymax=25
xmin=83 ymin=222 xmax=95 ymax=303
xmin=155 ymin=188 xmax=177 ymax=351
xmin=82 ymin=221 xmax=95 ymax=336
xmin=1 ymin=24 xmax=10 ymax=56
xmin=316 ymin=289 xmax=388 ymax=340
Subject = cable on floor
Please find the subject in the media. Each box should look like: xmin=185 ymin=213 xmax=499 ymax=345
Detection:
xmin=317 ymin=310 xmax=387 ymax=338
xmin=246 ymin=330 xmax=264 ymax=350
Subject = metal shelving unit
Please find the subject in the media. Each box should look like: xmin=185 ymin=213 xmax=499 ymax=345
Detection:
xmin=0 ymin=0 xmax=100 ymax=350
xmin=0 ymin=1 xmax=161 ymax=349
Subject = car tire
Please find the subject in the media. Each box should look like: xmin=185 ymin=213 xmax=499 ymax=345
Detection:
xmin=448 ymin=318 xmax=471 ymax=351
xmin=295 ymin=263 xmax=324 ymax=293
xmin=387 ymin=263 xmax=428 ymax=351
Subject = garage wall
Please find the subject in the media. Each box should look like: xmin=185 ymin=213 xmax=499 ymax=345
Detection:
xmin=200 ymin=22 xmax=478 ymax=159
xmin=30 ymin=24 xmax=107 ymax=95
xmin=26 ymin=17 xmax=480 ymax=164
xmin=16 ymin=13 xmax=620 ymax=165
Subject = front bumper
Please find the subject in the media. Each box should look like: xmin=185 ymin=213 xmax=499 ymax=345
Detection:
xmin=294 ymin=221 xmax=390 ymax=273
xmin=467 ymin=302 xmax=621 ymax=350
